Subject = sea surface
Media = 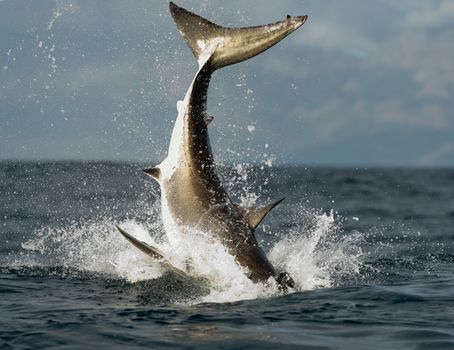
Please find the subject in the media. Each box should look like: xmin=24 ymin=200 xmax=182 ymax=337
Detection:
xmin=1 ymin=161 xmax=453 ymax=349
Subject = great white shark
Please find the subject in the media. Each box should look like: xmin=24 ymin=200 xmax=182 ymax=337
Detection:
xmin=118 ymin=2 xmax=307 ymax=291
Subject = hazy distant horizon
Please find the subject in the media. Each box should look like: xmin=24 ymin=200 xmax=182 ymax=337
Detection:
xmin=2 ymin=158 xmax=453 ymax=170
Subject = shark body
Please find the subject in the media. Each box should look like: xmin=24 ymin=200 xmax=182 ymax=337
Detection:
xmin=121 ymin=2 xmax=307 ymax=290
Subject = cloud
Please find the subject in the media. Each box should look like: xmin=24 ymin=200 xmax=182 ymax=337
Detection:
xmin=293 ymin=19 xmax=376 ymax=59
xmin=371 ymin=30 xmax=454 ymax=99
xmin=371 ymin=98 xmax=447 ymax=129
xmin=421 ymin=141 xmax=454 ymax=166
xmin=403 ymin=1 xmax=454 ymax=29
xmin=293 ymin=95 xmax=448 ymax=147
xmin=368 ymin=1 xmax=454 ymax=99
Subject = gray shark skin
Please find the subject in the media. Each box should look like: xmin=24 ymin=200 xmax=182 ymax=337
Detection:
xmin=142 ymin=2 xmax=307 ymax=290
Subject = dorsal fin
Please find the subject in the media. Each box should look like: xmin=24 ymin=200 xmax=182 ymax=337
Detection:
xmin=245 ymin=198 xmax=285 ymax=231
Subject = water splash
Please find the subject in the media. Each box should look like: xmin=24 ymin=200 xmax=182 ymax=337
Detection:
xmin=17 ymin=199 xmax=364 ymax=304
xmin=48 ymin=0 xmax=78 ymax=31
xmin=20 ymin=219 xmax=164 ymax=282
xmin=270 ymin=209 xmax=364 ymax=290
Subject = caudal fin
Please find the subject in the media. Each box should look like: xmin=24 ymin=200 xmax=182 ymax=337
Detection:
xmin=169 ymin=2 xmax=307 ymax=70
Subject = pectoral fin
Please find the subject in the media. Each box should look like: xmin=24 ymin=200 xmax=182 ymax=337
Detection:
xmin=116 ymin=225 xmax=189 ymax=278
xmin=116 ymin=225 xmax=165 ymax=259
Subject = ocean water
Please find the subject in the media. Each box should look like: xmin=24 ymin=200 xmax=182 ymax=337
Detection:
xmin=1 ymin=161 xmax=453 ymax=349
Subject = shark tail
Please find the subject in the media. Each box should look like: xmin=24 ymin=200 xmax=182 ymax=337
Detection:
xmin=169 ymin=2 xmax=307 ymax=70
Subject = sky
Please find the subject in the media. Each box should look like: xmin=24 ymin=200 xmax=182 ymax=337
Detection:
xmin=0 ymin=0 xmax=453 ymax=167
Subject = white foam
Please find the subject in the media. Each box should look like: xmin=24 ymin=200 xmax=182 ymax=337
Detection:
xmin=17 ymin=200 xmax=364 ymax=303
xmin=270 ymin=210 xmax=364 ymax=290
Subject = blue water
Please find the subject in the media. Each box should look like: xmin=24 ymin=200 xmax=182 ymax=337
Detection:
xmin=1 ymin=162 xmax=453 ymax=349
